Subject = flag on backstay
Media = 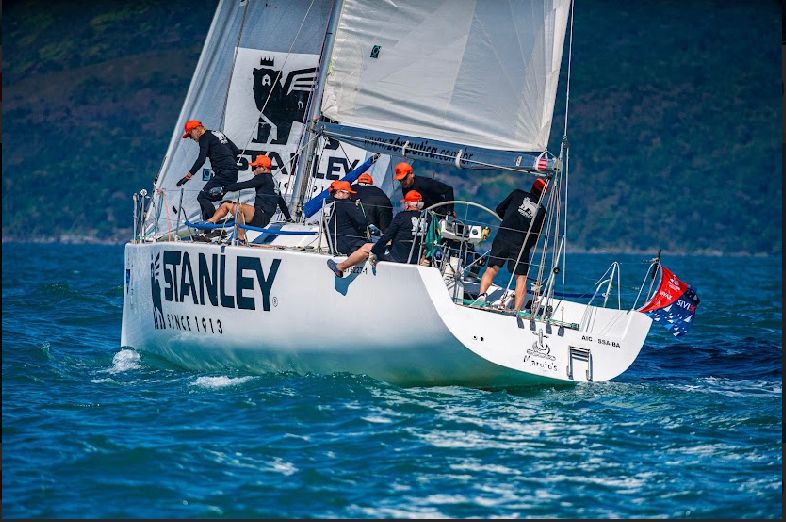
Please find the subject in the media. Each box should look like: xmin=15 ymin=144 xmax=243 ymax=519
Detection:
xmin=638 ymin=266 xmax=700 ymax=337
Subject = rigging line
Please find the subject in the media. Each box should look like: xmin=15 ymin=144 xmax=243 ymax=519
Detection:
xmin=562 ymin=0 xmax=574 ymax=140
xmin=282 ymin=132 xmax=320 ymax=200
xmin=531 ymin=176 xmax=561 ymax=309
xmin=237 ymin=0 xmax=320 ymax=157
xmin=530 ymin=177 xmax=558 ymax=302
xmin=305 ymin=131 xmax=355 ymax=200
xmin=562 ymin=0 xmax=575 ymax=279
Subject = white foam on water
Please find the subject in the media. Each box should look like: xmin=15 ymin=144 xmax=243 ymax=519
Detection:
xmin=361 ymin=415 xmax=393 ymax=424
xmin=270 ymin=457 xmax=298 ymax=476
xmin=107 ymin=349 xmax=141 ymax=374
xmin=190 ymin=376 xmax=255 ymax=389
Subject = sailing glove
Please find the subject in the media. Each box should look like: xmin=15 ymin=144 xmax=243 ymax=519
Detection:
xmin=176 ymin=175 xmax=191 ymax=187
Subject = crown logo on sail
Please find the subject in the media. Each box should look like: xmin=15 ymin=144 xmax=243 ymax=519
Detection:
xmin=260 ymin=56 xmax=275 ymax=67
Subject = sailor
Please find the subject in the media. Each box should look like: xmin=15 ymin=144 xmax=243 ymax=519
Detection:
xmin=351 ymin=172 xmax=393 ymax=233
xmin=368 ymin=190 xmax=429 ymax=266
xmin=393 ymin=162 xmax=455 ymax=217
xmin=176 ymin=119 xmax=241 ymax=220
xmin=476 ymin=178 xmax=548 ymax=311
xmin=206 ymin=154 xmax=291 ymax=243
xmin=325 ymin=181 xmax=375 ymax=277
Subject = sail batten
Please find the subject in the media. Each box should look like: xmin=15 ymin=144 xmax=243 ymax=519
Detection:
xmin=322 ymin=0 xmax=570 ymax=152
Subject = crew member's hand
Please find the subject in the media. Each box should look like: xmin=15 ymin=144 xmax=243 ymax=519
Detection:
xmin=176 ymin=173 xmax=192 ymax=187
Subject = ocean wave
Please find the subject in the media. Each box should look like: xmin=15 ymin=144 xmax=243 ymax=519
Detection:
xmin=190 ymin=375 xmax=255 ymax=389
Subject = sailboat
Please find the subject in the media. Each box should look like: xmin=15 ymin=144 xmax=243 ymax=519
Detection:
xmin=121 ymin=0 xmax=696 ymax=387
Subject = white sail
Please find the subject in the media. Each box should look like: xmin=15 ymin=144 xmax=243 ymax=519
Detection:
xmin=144 ymin=0 xmax=390 ymax=236
xmin=321 ymin=0 xmax=570 ymax=153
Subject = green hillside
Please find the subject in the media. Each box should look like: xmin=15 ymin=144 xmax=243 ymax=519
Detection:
xmin=3 ymin=0 xmax=782 ymax=254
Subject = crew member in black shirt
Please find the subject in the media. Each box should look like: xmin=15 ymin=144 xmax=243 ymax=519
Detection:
xmin=394 ymin=162 xmax=455 ymax=217
xmin=369 ymin=190 xmax=429 ymax=265
xmin=352 ymin=172 xmax=393 ymax=233
xmin=477 ymin=178 xmax=548 ymax=311
xmin=325 ymin=181 xmax=373 ymax=278
xmin=176 ymin=119 xmax=241 ymax=220
xmin=206 ymin=154 xmax=291 ymax=242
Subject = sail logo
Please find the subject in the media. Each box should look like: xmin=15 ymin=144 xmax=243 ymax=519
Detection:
xmin=224 ymin=48 xmax=371 ymax=196
xmin=150 ymin=253 xmax=166 ymax=329
xmin=153 ymin=250 xmax=281 ymax=313
xmin=251 ymin=56 xmax=317 ymax=145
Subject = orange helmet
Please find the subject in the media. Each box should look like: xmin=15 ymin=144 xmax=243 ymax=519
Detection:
xmin=393 ymin=162 xmax=413 ymax=181
xmin=328 ymin=180 xmax=357 ymax=194
xmin=182 ymin=119 xmax=203 ymax=138
xmin=250 ymin=154 xmax=272 ymax=169
xmin=357 ymin=172 xmax=373 ymax=185
xmin=401 ymin=190 xmax=423 ymax=203
xmin=532 ymin=178 xmax=548 ymax=193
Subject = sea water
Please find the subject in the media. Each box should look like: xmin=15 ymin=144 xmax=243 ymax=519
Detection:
xmin=2 ymin=243 xmax=781 ymax=518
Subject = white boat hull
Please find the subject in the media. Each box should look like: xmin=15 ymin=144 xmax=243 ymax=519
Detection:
xmin=121 ymin=241 xmax=652 ymax=387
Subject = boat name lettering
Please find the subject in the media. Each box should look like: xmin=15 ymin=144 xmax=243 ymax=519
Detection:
xmin=581 ymin=335 xmax=620 ymax=348
xmin=160 ymin=250 xmax=280 ymax=311
xmin=523 ymin=354 xmax=558 ymax=372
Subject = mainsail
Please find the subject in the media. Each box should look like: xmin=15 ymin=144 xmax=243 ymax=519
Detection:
xmin=321 ymin=0 xmax=571 ymax=155
xmin=144 ymin=0 xmax=392 ymax=236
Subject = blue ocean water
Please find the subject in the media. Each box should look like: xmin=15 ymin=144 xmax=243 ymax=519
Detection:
xmin=2 ymin=243 xmax=781 ymax=518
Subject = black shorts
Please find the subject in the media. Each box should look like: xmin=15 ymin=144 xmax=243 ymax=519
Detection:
xmin=250 ymin=208 xmax=271 ymax=229
xmin=487 ymin=235 xmax=530 ymax=275
xmin=336 ymin=236 xmax=367 ymax=255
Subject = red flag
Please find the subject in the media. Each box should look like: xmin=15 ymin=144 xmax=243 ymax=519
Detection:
xmin=638 ymin=266 xmax=689 ymax=313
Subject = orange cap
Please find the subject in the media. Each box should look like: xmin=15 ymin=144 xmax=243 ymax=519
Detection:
xmin=393 ymin=162 xmax=413 ymax=181
xmin=250 ymin=154 xmax=272 ymax=169
xmin=401 ymin=190 xmax=423 ymax=203
xmin=182 ymin=119 xmax=203 ymax=138
xmin=357 ymin=172 xmax=373 ymax=185
xmin=328 ymin=180 xmax=357 ymax=194
xmin=532 ymin=178 xmax=548 ymax=193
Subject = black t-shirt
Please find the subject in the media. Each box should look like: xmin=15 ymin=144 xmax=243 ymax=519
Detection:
xmin=495 ymin=189 xmax=546 ymax=247
xmin=402 ymin=176 xmax=454 ymax=215
xmin=352 ymin=184 xmax=393 ymax=232
xmin=226 ymin=174 xmax=290 ymax=219
xmin=371 ymin=209 xmax=429 ymax=264
xmin=189 ymin=129 xmax=241 ymax=176
xmin=326 ymin=198 xmax=369 ymax=245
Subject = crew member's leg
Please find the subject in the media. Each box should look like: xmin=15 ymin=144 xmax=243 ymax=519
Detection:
xmin=513 ymin=274 xmax=528 ymax=311
xmin=511 ymin=251 xmax=531 ymax=311
xmin=478 ymin=234 xmax=508 ymax=295
xmin=235 ymin=204 xmax=256 ymax=241
xmin=478 ymin=265 xmax=500 ymax=296
xmin=336 ymin=243 xmax=374 ymax=271
xmin=208 ymin=202 xmax=237 ymax=223
xmin=198 ymin=178 xmax=224 ymax=220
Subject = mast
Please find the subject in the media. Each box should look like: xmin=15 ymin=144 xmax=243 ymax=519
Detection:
xmin=290 ymin=0 xmax=343 ymax=220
